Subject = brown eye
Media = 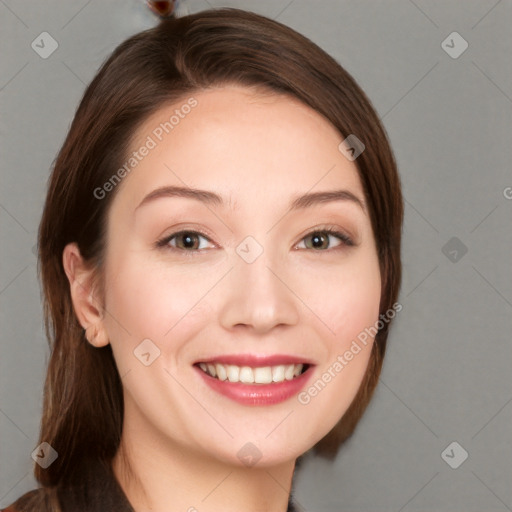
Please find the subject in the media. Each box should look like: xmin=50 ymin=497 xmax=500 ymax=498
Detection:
xmin=298 ymin=228 xmax=354 ymax=251
xmin=174 ymin=232 xmax=200 ymax=250
xmin=156 ymin=230 xmax=214 ymax=252
xmin=304 ymin=232 xmax=331 ymax=250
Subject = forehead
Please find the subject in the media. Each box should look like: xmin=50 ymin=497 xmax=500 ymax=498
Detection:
xmin=116 ymin=85 xmax=365 ymax=213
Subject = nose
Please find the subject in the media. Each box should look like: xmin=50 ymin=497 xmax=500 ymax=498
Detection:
xmin=217 ymin=251 xmax=300 ymax=335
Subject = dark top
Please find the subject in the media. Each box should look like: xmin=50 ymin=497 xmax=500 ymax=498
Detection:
xmin=2 ymin=458 xmax=298 ymax=512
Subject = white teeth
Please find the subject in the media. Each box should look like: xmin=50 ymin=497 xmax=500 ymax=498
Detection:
xmin=207 ymin=363 xmax=216 ymax=378
xmin=239 ymin=366 xmax=254 ymax=383
xmin=272 ymin=365 xmax=285 ymax=382
xmin=198 ymin=362 xmax=306 ymax=384
xmin=284 ymin=364 xmax=295 ymax=381
xmin=215 ymin=363 xmax=227 ymax=381
xmin=227 ymin=365 xmax=240 ymax=382
xmin=254 ymin=366 xmax=273 ymax=384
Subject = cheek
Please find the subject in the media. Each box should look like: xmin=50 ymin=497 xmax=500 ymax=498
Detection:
xmin=102 ymin=251 xmax=217 ymax=366
xmin=332 ymin=261 xmax=381 ymax=346
xmin=298 ymin=249 xmax=381 ymax=346
xmin=105 ymin=261 xmax=174 ymax=337
xmin=302 ymin=249 xmax=381 ymax=416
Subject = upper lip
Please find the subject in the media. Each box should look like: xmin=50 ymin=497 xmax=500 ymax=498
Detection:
xmin=195 ymin=354 xmax=316 ymax=367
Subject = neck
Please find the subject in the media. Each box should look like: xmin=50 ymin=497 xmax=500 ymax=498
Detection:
xmin=112 ymin=402 xmax=296 ymax=512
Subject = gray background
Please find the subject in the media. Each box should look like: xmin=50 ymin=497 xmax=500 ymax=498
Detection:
xmin=1 ymin=0 xmax=511 ymax=510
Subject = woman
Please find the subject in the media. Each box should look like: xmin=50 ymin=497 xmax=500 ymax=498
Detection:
xmin=4 ymin=7 xmax=403 ymax=512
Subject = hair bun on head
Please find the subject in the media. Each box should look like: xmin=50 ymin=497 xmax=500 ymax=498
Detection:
xmin=146 ymin=0 xmax=179 ymax=18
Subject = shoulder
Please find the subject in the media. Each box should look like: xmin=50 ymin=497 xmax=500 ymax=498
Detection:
xmin=2 ymin=488 xmax=47 ymax=512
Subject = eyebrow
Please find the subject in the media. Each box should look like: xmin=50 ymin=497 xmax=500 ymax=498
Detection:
xmin=135 ymin=185 xmax=366 ymax=213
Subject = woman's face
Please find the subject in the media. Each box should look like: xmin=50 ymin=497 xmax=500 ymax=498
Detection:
xmin=100 ymin=85 xmax=381 ymax=466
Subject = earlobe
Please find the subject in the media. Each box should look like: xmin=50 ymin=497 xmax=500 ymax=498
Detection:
xmin=84 ymin=324 xmax=110 ymax=348
xmin=62 ymin=242 xmax=110 ymax=347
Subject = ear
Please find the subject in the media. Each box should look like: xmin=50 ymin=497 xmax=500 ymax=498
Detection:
xmin=62 ymin=242 xmax=110 ymax=347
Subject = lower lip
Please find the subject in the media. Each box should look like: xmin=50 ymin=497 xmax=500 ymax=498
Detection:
xmin=194 ymin=364 xmax=315 ymax=406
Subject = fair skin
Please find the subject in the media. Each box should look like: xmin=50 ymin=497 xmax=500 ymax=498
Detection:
xmin=63 ymin=85 xmax=381 ymax=512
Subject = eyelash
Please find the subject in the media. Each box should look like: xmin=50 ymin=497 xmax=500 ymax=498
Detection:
xmin=155 ymin=226 xmax=355 ymax=255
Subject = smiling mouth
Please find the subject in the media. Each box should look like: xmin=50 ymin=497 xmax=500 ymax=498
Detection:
xmin=195 ymin=362 xmax=310 ymax=384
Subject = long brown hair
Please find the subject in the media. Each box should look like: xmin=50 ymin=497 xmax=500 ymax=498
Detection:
xmin=14 ymin=7 xmax=402 ymax=510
